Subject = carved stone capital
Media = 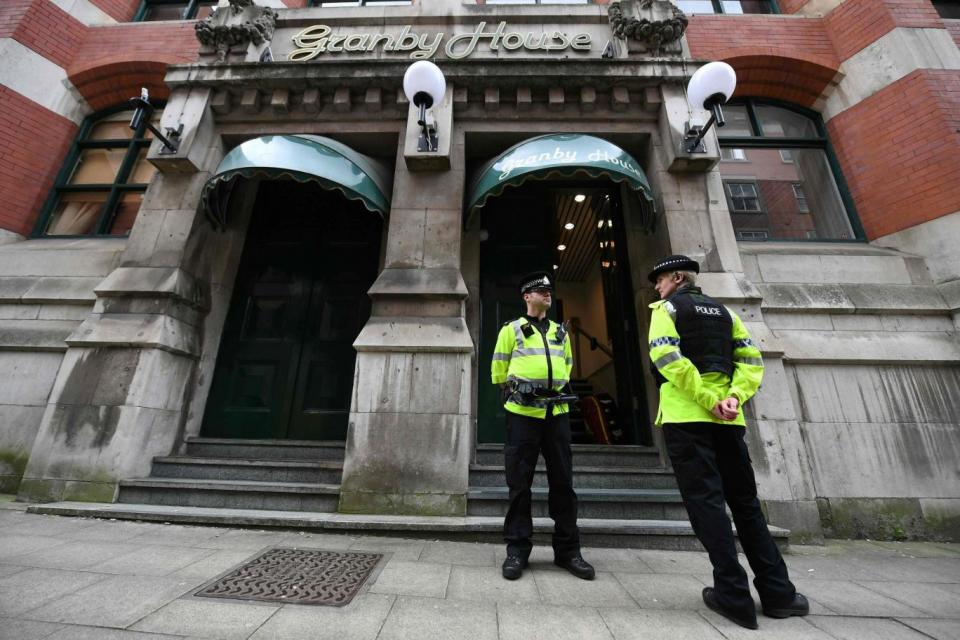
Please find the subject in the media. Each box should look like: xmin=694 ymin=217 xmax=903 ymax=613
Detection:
xmin=608 ymin=0 xmax=688 ymax=55
xmin=195 ymin=0 xmax=278 ymax=64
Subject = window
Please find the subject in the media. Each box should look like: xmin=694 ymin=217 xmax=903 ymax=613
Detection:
xmin=721 ymin=147 xmax=747 ymax=161
xmin=482 ymin=0 xmax=590 ymax=4
xmin=136 ymin=0 xmax=217 ymax=21
xmin=675 ymin=0 xmax=777 ymax=14
xmin=35 ymin=107 xmax=159 ymax=237
xmin=793 ymin=184 xmax=809 ymax=213
xmin=718 ymin=99 xmax=860 ymax=241
xmin=932 ymin=1 xmax=960 ymax=19
xmin=725 ymin=182 xmax=762 ymax=213
xmin=737 ymin=230 xmax=769 ymax=241
xmin=313 ymin=0 xmax=411 ymax=6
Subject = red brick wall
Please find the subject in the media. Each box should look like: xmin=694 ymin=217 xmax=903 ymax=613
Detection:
xmin=825 ymin=0 xmax=944 ymax=61
xmin=688 ymin=16 xmax=839 ymax=106
xmin=0 ymin=0 xmax=87 ymax=68
xmin=946 ymin=19 xmax=960 ymax=48
xmin=827 ymin=70 xmax=960 ymax=239
xmin=88 ymin=0 xmax=141 ymax=22
xmin=0 ymin=87 xmax=78 ymax=236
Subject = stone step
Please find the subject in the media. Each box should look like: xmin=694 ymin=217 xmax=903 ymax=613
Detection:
xmin=467 ymin=487 xmax=689 ymax=520
xmin=151 ymin=457 xmax=344 ymax=484
xmin=475 ymin=443 xmax=663 ymax=468
xmin=117 ymin=478 xmax=340 ymax=512
xmin=469 ymin=464 xmax=676 ymax=490
xmin=26 ymin=502 xmax=790 ymax=551
xmin=183 ymin=437 xmax=346 ymax=462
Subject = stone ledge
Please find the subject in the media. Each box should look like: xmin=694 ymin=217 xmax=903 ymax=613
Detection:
xmin=66 ymin=313 xmax=201 ymax=358
xmin=0 ymin=319 xmax=79 ymax=351
xmin=758 ymin=283 xmax=949 ymax=315
xmin=775 ymin=329 xmax=960 ymax=364
xmin=354 ymin=317 xmax=473 ymax=352
xmin=368 ymin=268 xmax=469 ymax=299
xmin=95 ymin=267 xmax=204 ymax=309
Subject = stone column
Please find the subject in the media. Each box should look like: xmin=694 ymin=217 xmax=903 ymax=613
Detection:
xmin=338 ymin=114 xmax=473 ymax=516
xmin=17 ymin=87 xmax=226 ymax=502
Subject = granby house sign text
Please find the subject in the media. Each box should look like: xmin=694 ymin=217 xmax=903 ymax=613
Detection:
xmin=289 ymin=21 xmax=593 ymax=61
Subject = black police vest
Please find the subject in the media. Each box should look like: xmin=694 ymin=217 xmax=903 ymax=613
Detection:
xmin=651 ymin=286 xmax=734 ymax=386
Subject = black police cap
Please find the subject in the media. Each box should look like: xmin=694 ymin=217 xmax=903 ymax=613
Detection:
xmin=519 ymin=271 xmax=554 ymax=295
xmin=647 ymin=255 xmax=700 ymax=283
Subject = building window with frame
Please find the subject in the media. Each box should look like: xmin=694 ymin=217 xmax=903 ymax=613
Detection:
xmin=675 ymin=0 xmax=778 ymax=15
xmin=35 ymin=107 xmax=159 ymax=237
xmin=736 ymin=229 xmax=769 ymax=241
xmin=480 ymin=0 xmax=591 ymax=5
xmin=932 ymin=1 xmax=960 ymax=19
xmin=721 ymin=147 xmax=747 ymax=162
xmin=136 ymin=0 xmax=218 ymax=21
xmin=717 ymin=98 xmax=860 ymax=241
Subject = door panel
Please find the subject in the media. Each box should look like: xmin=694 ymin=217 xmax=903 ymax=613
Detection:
xmin=202 ymin=181 xmax=381 ymax=440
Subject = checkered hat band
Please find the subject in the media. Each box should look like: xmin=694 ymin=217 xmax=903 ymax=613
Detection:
xmin=522 ymin=276 xmax=551 ymax=290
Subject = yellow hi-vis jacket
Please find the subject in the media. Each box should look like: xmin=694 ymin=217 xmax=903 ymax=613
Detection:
xmin=491 ymin=317 xmax=573 ymax=419
xmin=647 ymin=299 xmax=764 ymax=426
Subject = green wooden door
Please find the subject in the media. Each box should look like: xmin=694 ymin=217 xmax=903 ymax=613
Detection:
xmin=202 ymin=181 xmax=381 ymax=441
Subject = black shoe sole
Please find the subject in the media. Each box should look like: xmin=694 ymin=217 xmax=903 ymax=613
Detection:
xmin=553 ymin=560 xmax=595 ymax=581
xmin=763 ymin=608 xmax=809 ymax=619
xmin=703 ymin=590 xmax=758 ymax=630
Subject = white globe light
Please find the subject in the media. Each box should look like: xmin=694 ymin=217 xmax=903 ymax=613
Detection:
xmin=403 ymin=61 xmax=446 ymax=109
xmin=687 ymin=61 xmax=737 ymax=111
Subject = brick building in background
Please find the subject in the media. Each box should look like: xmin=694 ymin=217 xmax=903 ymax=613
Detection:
xmin=0 ymin=0 xmax=957 ymax=546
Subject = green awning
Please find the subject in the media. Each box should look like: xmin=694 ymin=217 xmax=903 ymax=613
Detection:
xmin=466 ymin=134 xmax=656 ymax=229
xmin=202 ymin=135 xmax=392 ymax=229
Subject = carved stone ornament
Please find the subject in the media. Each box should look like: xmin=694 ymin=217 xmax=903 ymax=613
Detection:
xmin=608 ymin=0 xmax=688 ymax=54
xmin=195 ymin=0 xmax=278 ymax=63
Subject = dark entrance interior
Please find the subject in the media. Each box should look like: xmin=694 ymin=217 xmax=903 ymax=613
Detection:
xmin=477 ymin=182 xmax=651 ymax=446
xmin=202 ymin=180 xmax=382 ymax=441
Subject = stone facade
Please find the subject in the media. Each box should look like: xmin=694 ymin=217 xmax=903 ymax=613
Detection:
xmin=0 ymin=0 xmax=957 ymax=541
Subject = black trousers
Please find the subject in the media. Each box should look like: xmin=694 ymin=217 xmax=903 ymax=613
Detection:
xmin=503 ymin=411 xmax=581 ymax=560
xmin=663 ymin=422 xmax=796 ymax=617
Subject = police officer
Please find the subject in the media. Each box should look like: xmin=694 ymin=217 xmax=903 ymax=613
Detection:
xmin=647 ymin=255 xmax=808 ymax=630
xmin=491 ymin=270 xmax=595 ymax=581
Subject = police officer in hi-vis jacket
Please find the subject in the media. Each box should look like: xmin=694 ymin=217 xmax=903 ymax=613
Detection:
xmin=491 ymin=271 xmax=595 ymax=581
xmin=647 ymin=255 xmax=809 ymax=630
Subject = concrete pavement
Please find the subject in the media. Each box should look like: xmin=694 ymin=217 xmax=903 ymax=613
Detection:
xmin=0 ymin=499 xmax=957 ymax=640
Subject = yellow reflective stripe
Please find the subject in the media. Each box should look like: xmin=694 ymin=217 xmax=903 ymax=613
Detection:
xmin=513 ymin=347 xmax=565 ymax=358
xmin=492 ymin=353 xmax=511 ymax=361
xmin=654 ymin=351 xmax=683 ymax=370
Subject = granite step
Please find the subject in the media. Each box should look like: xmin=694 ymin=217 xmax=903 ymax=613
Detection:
xmin=475 ymin=443 xmax=662 ymax=468
xmin=117 ymin=478 xmax=340 ymax=512
xmin=26 ymin=502 xmax=790 ymax=551
xmin=467 ymin=487 xmax=689 ymax=520
xmin=469 ymin=464 xmax=677 ymax=490
xmin=183 ymin=437 xmax=346 ymax=462
xmin=151 ymin=457 xmax=344 ymax=485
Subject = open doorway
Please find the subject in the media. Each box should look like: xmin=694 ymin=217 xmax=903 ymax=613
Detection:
xmin=477 ymin=181 xmax=652 ymax=446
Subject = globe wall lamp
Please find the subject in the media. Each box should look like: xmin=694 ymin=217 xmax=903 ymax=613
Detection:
xmin=403 ymin=61 xmax=446 ymax=153
xmin=683 ymin=61 xmax=737 ymax=154
xmin=128 ymin=88 xmax=183 ymax=155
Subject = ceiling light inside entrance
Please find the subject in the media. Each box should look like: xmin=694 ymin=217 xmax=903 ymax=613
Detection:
xmin=557 ymin=244 xmax=567 ymax=251
xmin=574 ymin=194 xmax=586 ymax=203
xmin=564 ymin=222 xmax=575 ymax=230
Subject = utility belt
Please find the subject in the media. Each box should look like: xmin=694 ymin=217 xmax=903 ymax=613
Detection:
xmin=505 ymin=380 xmax=579 ymax=407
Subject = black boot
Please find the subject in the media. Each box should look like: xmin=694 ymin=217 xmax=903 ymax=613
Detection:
xmin=703 ymin=587 xmax=759 ymax=630
xmin=502 ymin=555 xmax=527 ymax=580
xmin=554 ymin=555 xmax=595 ymax=580
xmin=763 ymin=593 xmax=809 ymax=618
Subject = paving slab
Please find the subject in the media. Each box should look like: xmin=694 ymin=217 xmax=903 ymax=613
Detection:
xmin=783 ymin=554 xmax=886 ymax=581
xmin=865 ymin=541 xmax=960 ymax=558
xmin=0 ymin=535 xmax=69 ymax=559
xmin=635 ymin=549 xmax=712 ymax=574
xmin=0 ymin=563 xmax=26 ymax=578
xmin=21 ymin=574 xmax=203 ymax=628
xmin=283 ymin=531 xmax=357 ymax=550
xmin=124 ymin=524 xmax=228 ymax=548
xmin=853 ymin=557 xmax=960 ymax=583
xmin=46 ymin=626 xmax=191 ymax=640
xmin=46 ymin=520 xmax=155 ymax=543
xmin=791 ymin=578 xmax=928 ymax=617
xmin=94 ymin=544 xmax=216 ymax=576
xmin=0 ymin=617 xmax=68 ymax=640
xmin=578 ymin=548 xmax=653 ymax=574
xmin=248 ymin=593 xmax=396 ymax=640
xmin=0 ymin=568 xmax=107 ymax=616
xmin=169 ymin=550 xmax=258 ymax=581
xmin=701 ymin=609 xmax=835 ymax=639
xmin=446 ymin=565 xmax=541 ymax=604
xmin=349 ymin=537 xmax=424 ymax=561
xmin=418 ymin=541 xmax=496 ymax=566
xmin=377 ymin=596 xmax=498 ymax=640
xmin=497 ymin=602 xmax=614 ymax=640
xmin=599 ymin=608 xmax=727 ymax=640
xmin=368 ymin=560 xmax=451 ymax=598
xmin=1 ymin=516 xmax=98 ymax=538
xmin=613 ymin=573 xmax=709 ymax=610
xmin=807 ymin=615 xmax=934 ymax=639
xmin=856 ymin=580 xmax=960 ymax=617
xmin=130 ymin=598 xmax=279 ymax=640
xmin=193 ymin=529 xmax=289 ymax=551
xmin=532 ymin=568 xmax=637 ymax=608
xmin=12 ymin=540 xmax=143 ymax=571
xmin=896 ymin=617 xmax=960 ymax=640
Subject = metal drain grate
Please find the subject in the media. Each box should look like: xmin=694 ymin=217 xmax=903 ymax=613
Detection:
xmin=195 ymin=548 xmax=383 ymax=607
